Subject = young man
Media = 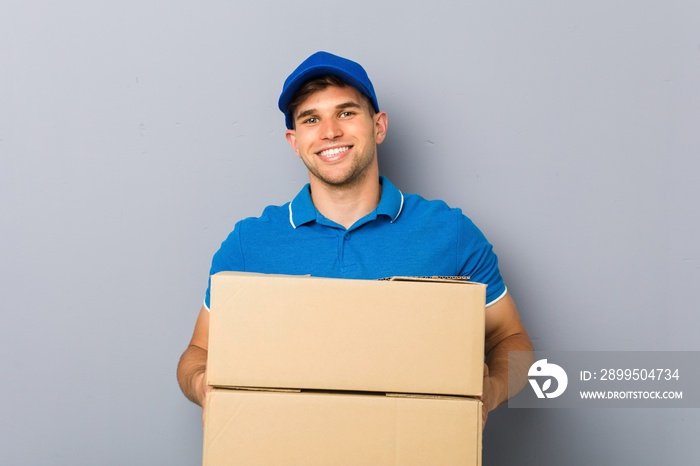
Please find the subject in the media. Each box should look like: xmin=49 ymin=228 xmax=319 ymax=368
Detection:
xmin=177 ymin=51 xmax=533 ymax=426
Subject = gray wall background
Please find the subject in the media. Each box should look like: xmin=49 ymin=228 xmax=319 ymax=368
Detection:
xmin=2 ymin=1 xmax=698 ymax=464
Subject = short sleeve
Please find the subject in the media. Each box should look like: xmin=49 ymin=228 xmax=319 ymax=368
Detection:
xmin=203 ymin=223 xmax=245 ymax=309
xmin=457 ymin=215 xmax=506 ymax=306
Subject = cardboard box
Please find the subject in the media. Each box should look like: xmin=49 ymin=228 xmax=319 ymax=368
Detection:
xmin=208 ymin=272 xmax=486 ymax=396
xmin=203 ymin=388 xmax=482 ymax=466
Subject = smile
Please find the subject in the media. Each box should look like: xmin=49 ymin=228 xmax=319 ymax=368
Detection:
xmin=317 ymin=146 xmax=350 ymax=158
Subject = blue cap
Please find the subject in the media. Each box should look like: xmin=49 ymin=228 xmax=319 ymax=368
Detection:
xmin=278 ymin=51 xmax=380 ymax=129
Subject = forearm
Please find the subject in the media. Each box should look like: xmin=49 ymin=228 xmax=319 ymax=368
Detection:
xmin=177 ymin=344 xmax=208 ymax=406
xmin=485 ymin=332 xmax=534 ymax=410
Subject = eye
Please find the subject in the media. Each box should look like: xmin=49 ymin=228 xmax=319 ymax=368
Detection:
xmin=303 ymin=117 xmax=319 ymax=124
xmin=339 ymin=111 xmax=355 ymax=118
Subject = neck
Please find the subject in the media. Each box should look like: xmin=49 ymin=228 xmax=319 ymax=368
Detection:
xmin=309 ymin=169 xmax=381 ymax=229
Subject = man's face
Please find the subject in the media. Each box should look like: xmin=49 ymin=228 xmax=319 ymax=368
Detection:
xmin=285 ymin=85 xmax=387 ymax=189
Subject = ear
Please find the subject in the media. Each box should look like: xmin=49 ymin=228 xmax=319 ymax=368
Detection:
xmin=374 ymin=112 xmax=388 ymax=144
xmin=285 ymin=129 xmax=299 ymax=154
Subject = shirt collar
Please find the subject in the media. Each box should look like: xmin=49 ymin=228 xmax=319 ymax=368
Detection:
xmin=289 ymin=176 xmax=405 ymax=229
xmin=288 ymin=184 xmax=316 ymax=229
xmin=375 ymin=176 xmax=405 ymax=223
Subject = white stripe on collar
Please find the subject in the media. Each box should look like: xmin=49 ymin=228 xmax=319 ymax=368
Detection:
xmin=391 ymin=191 xmax=405 ymax=223
xmin=288 ymin=202 xmax=296 ymax=229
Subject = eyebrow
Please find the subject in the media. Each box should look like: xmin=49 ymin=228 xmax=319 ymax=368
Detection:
xmin=295 ymin=101 xmax=363 ymax=123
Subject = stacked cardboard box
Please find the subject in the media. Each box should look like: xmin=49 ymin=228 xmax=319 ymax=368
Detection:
xmin=204 ymin=272 xmax=486 ymax=466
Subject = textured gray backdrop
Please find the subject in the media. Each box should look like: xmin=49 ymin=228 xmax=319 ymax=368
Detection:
xmin=2 ymin=1 xmax=699 ymax=464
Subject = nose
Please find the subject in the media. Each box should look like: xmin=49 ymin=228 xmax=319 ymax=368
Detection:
xmin=320 ymin=118 xmax=343 ymax=140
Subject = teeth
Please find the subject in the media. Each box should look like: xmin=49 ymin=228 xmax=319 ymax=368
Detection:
xmin=318 ymin=146 xmax=349 ymax=157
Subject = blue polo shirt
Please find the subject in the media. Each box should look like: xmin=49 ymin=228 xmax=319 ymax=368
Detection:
xmin=204 ymin=177 xmax=506 ymax=309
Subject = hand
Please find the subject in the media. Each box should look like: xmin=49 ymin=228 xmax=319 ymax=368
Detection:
xmin=196 ymin=371 xmax=212 ymax=427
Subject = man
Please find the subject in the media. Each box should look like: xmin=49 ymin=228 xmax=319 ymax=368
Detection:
xmin=177 ymin=51 xmax=533 ymax=426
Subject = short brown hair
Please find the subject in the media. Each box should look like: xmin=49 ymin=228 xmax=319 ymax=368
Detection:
xmin=287 ymin=75 xmax=375 ymax=129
